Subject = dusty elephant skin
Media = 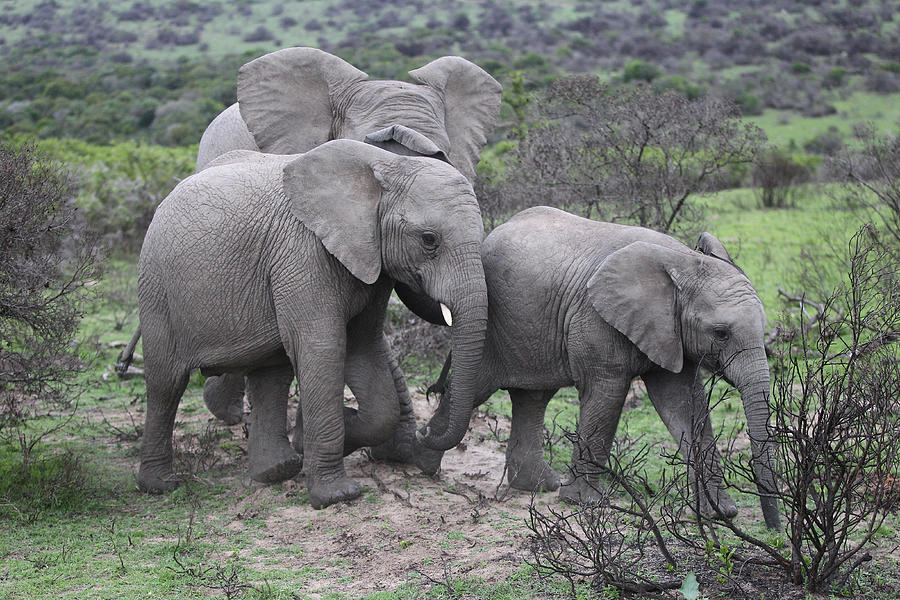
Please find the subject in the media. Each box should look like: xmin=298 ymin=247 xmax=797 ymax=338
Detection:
xmin=418 ymin=206 xmax=781 ymax=530
xmin=190 ymin=47 xmax=501 ymax=460
xmin=136 ymin=139 xmax=487 ymax=509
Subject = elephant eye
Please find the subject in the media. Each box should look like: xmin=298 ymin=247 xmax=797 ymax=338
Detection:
xmin=713 ymin=327 xmax=730 ymax=342
xmin=421 ymin=231 xmax=439 ymax=250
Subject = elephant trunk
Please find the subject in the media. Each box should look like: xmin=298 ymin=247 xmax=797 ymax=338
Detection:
xmin=417 ymin=244 xmax=488 ymax=451
xmin=726 ymin=350 xmax=782 ymax=530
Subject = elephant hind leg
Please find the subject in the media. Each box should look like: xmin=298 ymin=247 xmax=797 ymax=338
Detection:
xmin=203 ymin=373 xmax=245 ymax=425
xmin=246 ymin=364 xmax=302 ymax=484
xmin=368 ymin=351 xmax=417 ymax=463
xmin=138 ymin=329 xmax=192 ymax=494
xmin=506 ymin=388 xmax=560 ymax=492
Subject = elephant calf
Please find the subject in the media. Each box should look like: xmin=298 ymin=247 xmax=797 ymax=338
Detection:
xmin=416 ymin=206 xmax=781 ymax=529
xmin=137 ymin=139 xmax=488 ymax=509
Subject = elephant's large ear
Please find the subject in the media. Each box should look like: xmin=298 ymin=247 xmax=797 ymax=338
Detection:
xmin=283 ymin=140 xmax=392 ymax=285
xmin=238 ymin=47 xmax=368 ymax=155
xmin=408 ymin=57 xmax=501 ymax=183
xmin=587 ymin=242 xmax=692 ymax=373
xmin=695 ymin=232 xmax=733 ymax=263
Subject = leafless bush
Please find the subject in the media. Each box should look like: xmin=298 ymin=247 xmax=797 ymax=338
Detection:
xmin=0 ymin=141 xmax=98 ymax=470
xmin=829 ymin=124 xmax=900 ymax=248
xmin=752 ymin=148 xmax=812 ymax=208
xmin=527 ymin=432 xmax=681 ymax=597
xmin=478 ymin=76 xmax=765 ymax=240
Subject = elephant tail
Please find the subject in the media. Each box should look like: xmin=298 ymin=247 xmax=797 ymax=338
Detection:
xmin=115 ymin=324 xmax=142 ymax=376
xmin=426 ymin=351 xmax=452 ymax=400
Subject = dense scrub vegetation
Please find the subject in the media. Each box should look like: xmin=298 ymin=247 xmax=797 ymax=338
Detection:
xmin=2 ymin=0 xmax=899 ymax=150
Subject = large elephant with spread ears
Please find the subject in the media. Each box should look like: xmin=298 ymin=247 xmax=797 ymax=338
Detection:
xmin=416 ymin=207 xmax=781 ymax=529
xmin=192 ymin=46 xmax=501 ymax=455
xmin=196 ymin=46 xmax=501 ymax=182
xmin=136 ymin=140 xmax=487 ymax=509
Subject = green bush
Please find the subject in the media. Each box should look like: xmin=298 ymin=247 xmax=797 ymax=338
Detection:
xmin=623 ymin=59 xmax=661 ymax=83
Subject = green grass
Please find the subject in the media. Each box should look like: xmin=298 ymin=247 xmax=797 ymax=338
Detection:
xmin=747 ymin=90 xmax=900 ymax=150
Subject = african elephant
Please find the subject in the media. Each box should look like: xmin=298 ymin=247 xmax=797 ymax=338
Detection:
xmin=137 ymin=140 xmax=487 ymax=509
xmin=416 ymin=206 xmax=781 ymax=529
xmin=192 ymin=46 xmax=501 ymax=452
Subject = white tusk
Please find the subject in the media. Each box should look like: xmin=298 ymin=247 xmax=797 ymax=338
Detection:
xmin=415 ymin=426 xmax=431 ymax=443
xmin=440 ymin=303 xmax=453 ymax=327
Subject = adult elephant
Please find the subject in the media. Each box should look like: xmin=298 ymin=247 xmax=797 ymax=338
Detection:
xmin=136 ymin=140 xmax=488 ymax=509
xmin=193 ymin=46 xmax=501 ymax=457
xmin=416 ymin=207 xmax=781 ymax=529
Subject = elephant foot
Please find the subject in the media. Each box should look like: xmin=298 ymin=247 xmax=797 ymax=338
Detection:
xmin=248 ymin=423 xmax=302 ymax=484
xmin=508 ymin=458 xmax=561 ymax=492
xmin=368 ymin=413 xmax=416 ymax=463
xmin=203 ymin=374 xmax=245 ymax=425
xmin=308 ymin=475 xmax=363 ymax=509
xmin=249 ymin=451 xmax=303 ymax=485
xmin=137 ymin=465 xmax=181 ymax=494
xmin=413 ymin=443 xmax=444 ymax=476
xmin=559 ymin=475 xmax=606 ymax=505
xmin=697 ymin=487 xmax=738 ymax=520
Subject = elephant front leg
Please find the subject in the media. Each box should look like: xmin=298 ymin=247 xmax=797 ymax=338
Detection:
xmin=296 ymin=335 xmax=362 ymax=509
xmin=506 ymin=389 xmax=560 ymax=492
xmin=643 ymin=365 xmax=738 ymax=520
xmin=559 ymin=377 xmax=630 ymax=505
xmin=246 ymin=364 xmax=302 ymax=484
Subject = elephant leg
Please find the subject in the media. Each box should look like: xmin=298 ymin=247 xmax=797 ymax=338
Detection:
xmin=643 ymin=365 xmax=738 ymax=520
xmin=246 ymin=364 xmax=302 ymax=484
xmin=138 ymin=325 xmax=191 ymax=493
xmin=506 ymin=388 xmax=560 ymax=492
xmin=293 ymin=327 xmax=362 ymax=509
xmin=559 ymin=376 xmax=630 ymax=505
xmin=202 ymin=373 xmax=245 ymax=425
xmin=368 ymin=347 xmax=417 ymax=463
xmin=342 ymin=330 xmax=400 ymax=455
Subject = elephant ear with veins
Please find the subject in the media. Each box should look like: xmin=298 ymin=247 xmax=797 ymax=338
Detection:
xmin=238 ymin=47 xmax=367 ymax=155
xmin=587 ymin=242 xmax=697 ymax=373
xmin=408 ymin=57 xmax=502 ymax=183
xmin=283 ymin=140 xmax=396 ymax=285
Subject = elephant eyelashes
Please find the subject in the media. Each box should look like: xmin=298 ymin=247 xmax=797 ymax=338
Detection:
xmin=713 ymin=327 xmax=730 ymax=341
xmin=421 ymin=231 xmax=440 ymax=251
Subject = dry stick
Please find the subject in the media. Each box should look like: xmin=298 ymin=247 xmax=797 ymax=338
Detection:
xmin=364 ymin=464 xmax=415 ymax=508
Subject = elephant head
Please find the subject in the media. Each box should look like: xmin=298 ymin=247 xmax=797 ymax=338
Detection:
xmin=207 ymin=47 xmax=501 ymax=184
xmin=588 ymin=239 xmax=781 ymax=530
xmin=283 ymin=140 xmax=489 ymax=448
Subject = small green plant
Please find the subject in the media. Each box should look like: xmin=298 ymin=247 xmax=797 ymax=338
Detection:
xmin=706 ymin=541 xmax=735 ymax=584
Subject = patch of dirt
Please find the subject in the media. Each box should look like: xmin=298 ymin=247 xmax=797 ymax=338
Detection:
xmin=233 ymin=393 xmax=540 ymax=597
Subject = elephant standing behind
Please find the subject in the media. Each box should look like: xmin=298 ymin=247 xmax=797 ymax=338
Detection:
xmin=137 ymin=140 xmax=488 ymax=508
xmin=192 ymin=47 xmax=501 ymax=468
xmin=416 ymin=206 xmax=781 ymax=529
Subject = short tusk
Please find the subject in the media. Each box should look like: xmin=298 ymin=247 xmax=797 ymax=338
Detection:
xmin=440 ymin=303 xmax=453 ymax=327
xmin=415 ymin=426 xmax=431 ymax=443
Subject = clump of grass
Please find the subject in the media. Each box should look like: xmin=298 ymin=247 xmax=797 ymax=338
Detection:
xmin=0 ymin=446 xmax=103 ymax=520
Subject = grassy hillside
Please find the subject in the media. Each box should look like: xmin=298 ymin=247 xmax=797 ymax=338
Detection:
xmin=2 ymin=0 xmax=900 ymax=150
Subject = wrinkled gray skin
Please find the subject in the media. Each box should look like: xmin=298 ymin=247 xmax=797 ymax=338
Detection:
xmin=137 ymin=140 xmax=487 ymax=509
xmin=417 ymin=207 xmax=781 ymax=530
xmin=193 ymin=47 xmax=500 ymax=465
